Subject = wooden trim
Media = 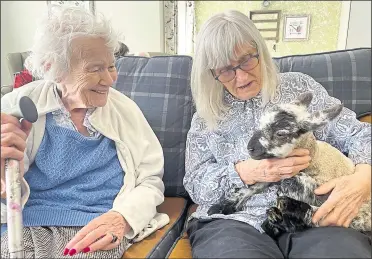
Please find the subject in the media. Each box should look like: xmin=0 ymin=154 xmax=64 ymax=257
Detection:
xmin=258 ymin=28 xmax=278 ymax=32
xmin=359 ymin=114 xmax=372 ymax=123
xmin=251 ymin=19 xmax=279 ymax=23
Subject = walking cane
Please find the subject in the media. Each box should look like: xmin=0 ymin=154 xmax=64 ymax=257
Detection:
xmin=5 ymin=96 xmax=38 ymax=258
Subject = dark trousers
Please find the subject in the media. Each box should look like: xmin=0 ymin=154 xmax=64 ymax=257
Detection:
xmin=187 ymin=219 xmax=371 ymax=258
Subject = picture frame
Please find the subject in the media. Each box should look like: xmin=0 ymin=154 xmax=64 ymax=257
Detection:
xmin=283 ymin=15 xmax=310 ymax=41
xmin=46 ymin=1 xmax=95 ymax=15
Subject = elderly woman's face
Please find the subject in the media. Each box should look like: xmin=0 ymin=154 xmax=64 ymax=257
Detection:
xmin=61 ymin=37 xmax=118 ymax=109
xmin=214 ymin=45 xmax=261 ymax=101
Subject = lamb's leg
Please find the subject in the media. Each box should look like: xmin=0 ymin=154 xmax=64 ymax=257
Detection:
xmin=279 ymin=172 xmax=328 ymax=206
xmin=271 ymin=196 xmax=314 ymax=233
xmin=208 ymin=183 xmax=270 ymax=216
xmin=233 ymin=182 xmax=271 ymax=211
xmin=207 ymin=198 xmax=239 ymax=215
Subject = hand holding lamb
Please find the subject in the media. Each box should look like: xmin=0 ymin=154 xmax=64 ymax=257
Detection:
xmin=234 ymin=148 xmax=311 ymax=185
xmin=313 ymin=163 xmax=371 ymax=228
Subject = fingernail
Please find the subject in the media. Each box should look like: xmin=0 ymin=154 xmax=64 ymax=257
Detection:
xmin=83 ymin=247 xmax=90 ymax=253
xmin=63 ymin=248 xmax=69 ymax=256
xmin=69 ymin=249 xmax=76 ymax=256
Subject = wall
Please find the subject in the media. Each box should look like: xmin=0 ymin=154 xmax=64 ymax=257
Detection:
xmin=346 ymin=1 xmax=371 ymax=48
xmin=1 ymin=1 xmax=47 ymax=86
xmin=1 ymin=1 xmax=164 ymax=86
xmin=195 ymin=1 xmax=342 ymax=57
xmin=95 ymin=1 xmax=163 ymax=54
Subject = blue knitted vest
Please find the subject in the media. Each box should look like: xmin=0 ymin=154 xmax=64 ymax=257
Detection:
xmin=19 ymin=113 xmax=124 ymax=227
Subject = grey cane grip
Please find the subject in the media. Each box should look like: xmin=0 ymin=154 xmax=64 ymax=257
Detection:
xmin=19 ymin=96 xmax=38 ymax=123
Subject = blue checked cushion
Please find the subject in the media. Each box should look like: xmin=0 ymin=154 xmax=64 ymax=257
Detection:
xmin=114 ymin=56 xmax=194 ymax=198
xmin=274 ymin=48 xmax=371 ymax=118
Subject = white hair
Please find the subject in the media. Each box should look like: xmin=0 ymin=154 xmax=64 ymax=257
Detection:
xmin=25 ymin=5 xmax=119 ymax=82
xmin=191 ymin=10 xmax=279 ymax=129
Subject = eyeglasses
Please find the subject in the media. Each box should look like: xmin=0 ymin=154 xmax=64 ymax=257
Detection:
xmin=212 ymin=53 xmax=260 ymax=83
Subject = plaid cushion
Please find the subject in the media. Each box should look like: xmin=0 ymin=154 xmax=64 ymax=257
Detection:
xmin=274 ymin=48 xmax=371 ymax=118
xmin=114 ymin=56 xmax=193 ymax=198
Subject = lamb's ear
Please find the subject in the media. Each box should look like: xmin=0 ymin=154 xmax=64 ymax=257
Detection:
xmin=292 ymin=92 xmax=313 ymax=108
xmin=299 ymin=104 xmax=343 ymax=132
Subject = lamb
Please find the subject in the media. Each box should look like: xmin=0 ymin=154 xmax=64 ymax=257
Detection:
xmin=207 ymin=92 xmax=371 ymax=237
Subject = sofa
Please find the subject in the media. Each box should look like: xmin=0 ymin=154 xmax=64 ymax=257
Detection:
xmin=1 ymin=48 xmax=370 ymax=258
xmin=112 ymin=47 xmax=371 ymax=258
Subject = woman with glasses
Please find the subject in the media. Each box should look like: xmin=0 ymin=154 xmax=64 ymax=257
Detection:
xmin=184 ymin=10 xmax=371 ymax=258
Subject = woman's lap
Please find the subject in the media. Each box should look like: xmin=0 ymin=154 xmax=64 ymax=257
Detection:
xmin=187 ymin=218 xmax=284 ymax=258
xmin=187 ymin=218 xmax=371 ymax=258
xmin=1 ymin=226 xmax=128 ymax=258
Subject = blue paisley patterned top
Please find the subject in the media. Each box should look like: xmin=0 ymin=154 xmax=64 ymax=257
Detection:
xmin=184 ymin=72 xmax=371 ymax=233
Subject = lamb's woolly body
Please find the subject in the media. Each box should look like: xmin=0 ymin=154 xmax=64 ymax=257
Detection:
xmin=293 ymin=132 xmax=371 ymax=231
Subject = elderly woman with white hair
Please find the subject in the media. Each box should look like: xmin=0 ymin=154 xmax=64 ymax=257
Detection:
xmin=184 ymin=10 xmax=371 ymax=258
xmin=1 ymin=5 xmax=167 ymax=258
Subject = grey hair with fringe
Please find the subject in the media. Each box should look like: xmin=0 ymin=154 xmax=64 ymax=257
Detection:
xmin=25 ymin=5 xmax=119 ymax=82
xmin=191 ymin=10 xmax=279 ymax=129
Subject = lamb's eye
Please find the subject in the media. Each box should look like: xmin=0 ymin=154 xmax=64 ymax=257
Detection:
xmin=276 ymin=130 xmax=288 ymax=137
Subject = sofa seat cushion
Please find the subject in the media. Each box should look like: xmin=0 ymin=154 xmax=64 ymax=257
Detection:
xmin=167 ymin=204 xmax=198 ymax=259
xmin=123 ymin=197 xmax=188 ymax=258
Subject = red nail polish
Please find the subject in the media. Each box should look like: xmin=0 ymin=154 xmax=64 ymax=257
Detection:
xmin=69 ymin=249 xmax=76 ymax=256
xmin=83 ymin=247 xmax=90 ymax=253
xmin=63 ymin=248 xmax=69 ymax=256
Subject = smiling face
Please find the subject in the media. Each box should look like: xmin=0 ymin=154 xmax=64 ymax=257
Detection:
xmin=59 ymin=37 xmax=118 ymax=110
xmin=214 ymin=44 xmax=262 ymax=101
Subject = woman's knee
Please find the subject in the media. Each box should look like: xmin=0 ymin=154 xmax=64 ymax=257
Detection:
xmin=188 ymin=219 xmax=284 ymax=258
xmin=287 ymin=227 xmax=371 ymax=258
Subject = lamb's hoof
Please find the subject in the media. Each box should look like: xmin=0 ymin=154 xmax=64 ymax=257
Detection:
xmin=261 ymin=219 xmax=282 ymax=239
xmin=207 ymin=204 xmax=223 ymax=215
xmin=277 ymin=196 xmax=291 ymax=210
xmin=207 ymin=204 xmax=237 ymax=215
xmin=267 ymin=207 xmax=283 ymax=223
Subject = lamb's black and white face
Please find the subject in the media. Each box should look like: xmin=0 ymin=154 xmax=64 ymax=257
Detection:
xmin=247 ymin=92 xmax=343 ymax=160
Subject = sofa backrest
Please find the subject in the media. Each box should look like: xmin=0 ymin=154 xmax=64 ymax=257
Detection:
xmin=114 ymin=56 xmax=194 ymax=198
xmin=274 ymin=48 xmax=371 ymax=118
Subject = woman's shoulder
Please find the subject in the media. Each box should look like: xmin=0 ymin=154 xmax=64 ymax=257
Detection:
xmin=107 ymin=87 xmax=143 ymax=114
xmin=278 ymin=71 xmax=317 ymax=86
xmin=273 ymin=72 xmax=325 ymax=103
xmin=1 ymin=80 xmax=55 ymax=111
xmin=105 ymin=87 xmax=152 ymax=130
xmin=189 ymin=112 xmax=209 ymax=134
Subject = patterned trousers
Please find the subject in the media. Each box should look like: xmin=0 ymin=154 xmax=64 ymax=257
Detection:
xmin=1 ymin=226 xmax=130 ymax=258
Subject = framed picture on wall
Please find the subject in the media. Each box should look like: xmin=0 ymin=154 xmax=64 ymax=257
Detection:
xmin=283 ymin=15 xmax=310 ymax=41
xmin=47 ymin=1 xmax=95 ymax=15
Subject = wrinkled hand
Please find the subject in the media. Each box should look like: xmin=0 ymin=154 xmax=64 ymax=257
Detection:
xmin=64 ymin=211 xmax=131 ymax=256
xmin=1 ymin=112 xmax=32 ymax=197
xmin=312 ymin=164 xmax=371 ymax=227
xmin=235 ymin=149 xmax=311 ymax=185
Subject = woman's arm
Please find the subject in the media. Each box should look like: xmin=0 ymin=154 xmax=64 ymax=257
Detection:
xmin=183 ymin=114 xmax=245 ymax=206
xmin=298 ymin=73 xmax=371 ymax=166
xmin=109 ymin=102 xmax=166 ymax=240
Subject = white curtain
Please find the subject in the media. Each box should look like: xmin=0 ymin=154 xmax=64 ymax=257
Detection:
xmin=184 ymin=1 xmax=196 ymax=54
xmin=163 ymin=1 xmax=178 ymax=54
xmin=163 ymin=1 xmax=195 ymax=55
